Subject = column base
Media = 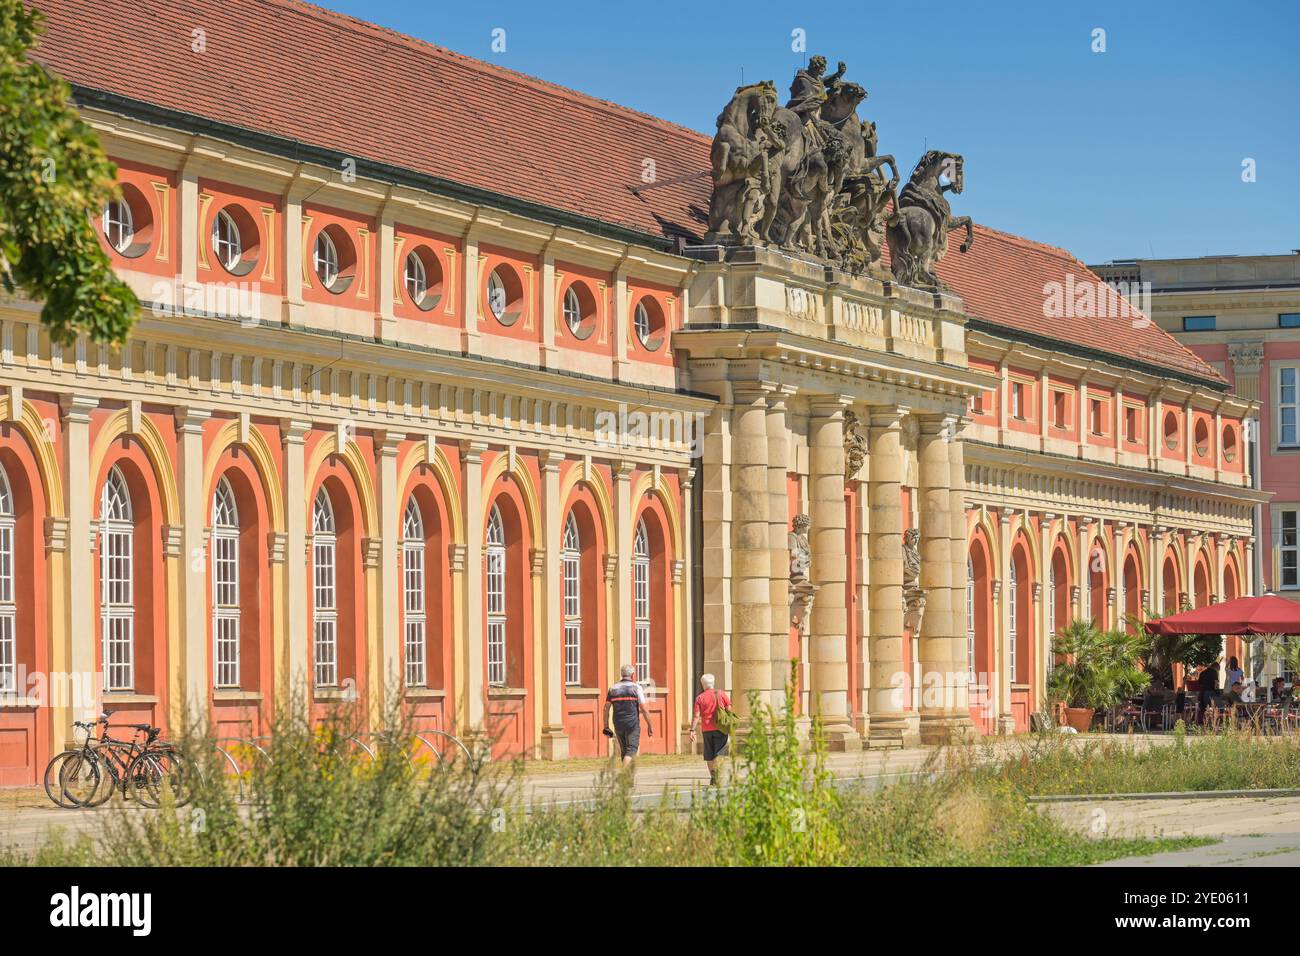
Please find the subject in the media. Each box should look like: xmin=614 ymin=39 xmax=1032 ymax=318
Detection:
xmin=996 ymin=715 xmax=1017 ymax=736
xmin=866 ymin=713 xmax=909 ymax=748
xmin=918 ymin=713 xmax=977 ymax=746
xmin=817 ymin=722 xmax=862 ymax=752
xmin=538 ymin=728 xmax=569 ymax=760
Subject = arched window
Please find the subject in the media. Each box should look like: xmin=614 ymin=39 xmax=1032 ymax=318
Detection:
xmin=403 ymin=497 xmax=426 ymax=688
xmin=211 ymin=478 xmax=240 ymax=689
xmin=1008 ymin=562 xmax=1019 ymax=682
xmin=486 ymin=506 xmax=506 ymax=687
xmin=312 ymin=489 xmax=337 ymax=687
xmin=100 ymin=467 xmax=134 ymax=692
xmin=965 ymin=557 xmax=975 ymax=683
xmin=0 ymin=465 xmax=13 ymax=693
xmin=633 ymin=520 xmax=651 ymax=683
xmin=562 ymin=514 xmax=582 ymax=686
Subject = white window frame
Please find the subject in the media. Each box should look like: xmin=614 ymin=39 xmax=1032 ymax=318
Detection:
xmin=102 ymin=198 xmax=134 ymax=253
xmin=562 ymin=514 xmax=582 ymax=686
xmin=211 ymin=209 xmax=242 ymax=271
xmin=1280 ymin=366 xmax=1299 ymax=448
xmin=1010 ymin=381 xmax=1023 ymax=420
xmin=633 ymin=301 xmax=652 ymax=348
xmin=487 ymin=271 xmax=508 ymax=322
xmin=486 ymin=506 xmax=506 ymax=686
xmin=1280 ymin=508 xmax=1299 ymax=591
xmin=100 ymin=467 xmax=135 ymax=692
xmin=0 ymin=466 xmax=14 ymax=695
xmin=403 ymin=497 xmax=427 ymax=688
xmin=404 ymin=251 xmax=427 ymax=305
xmin=314 ymin=230 xmax=340 ymax=289
xmin=633 ymin=520 xmax=651 ymax=684
xmin=312 ymin=489 xmax=338 ymax=687
xmin=211 ymin=477 xmax=241 ymax=689
xmin=563 ymin=287 xmax=583 ymax=337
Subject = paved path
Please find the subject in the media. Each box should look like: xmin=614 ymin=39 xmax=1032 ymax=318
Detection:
xmin=1042 ymin=796 xmax=1300 ymax=866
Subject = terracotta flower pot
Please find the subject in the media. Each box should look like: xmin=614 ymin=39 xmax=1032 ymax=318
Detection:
xmin=1064 ymin=706 xmax=1095 ymax=733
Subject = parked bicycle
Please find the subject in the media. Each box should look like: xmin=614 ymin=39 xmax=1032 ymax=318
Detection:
xmin=42 ymin=715 xmax=193 ymax=809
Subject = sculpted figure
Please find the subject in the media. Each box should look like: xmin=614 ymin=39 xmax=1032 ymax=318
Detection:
xmin=902 ymin=526 xmax=927 ymax=631
xmin=789 ymin=514 xmax=812 ymax=583
xmin=785 ymin=55 xmax=845 ymax=147
xmin=843 ymin=409 xmax=867 ymax=481
xmin=886 ymin=151 xmax=974 ymax=291
xmin=705 ymin=81 xmax=787 ymax=244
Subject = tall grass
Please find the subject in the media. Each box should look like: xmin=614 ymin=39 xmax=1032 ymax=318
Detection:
xmin=967 ymin=724 xmax=1300 ymax=796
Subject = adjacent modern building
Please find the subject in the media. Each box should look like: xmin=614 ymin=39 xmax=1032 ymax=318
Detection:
xmin=0 ymin=0 xmax=1264 ymax=783
xmin=1092 ymin=252 xmax=1299 ymax=667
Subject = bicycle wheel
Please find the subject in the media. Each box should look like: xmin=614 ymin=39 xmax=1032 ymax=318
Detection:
xmin=129 ymin=749 xmax=186 ymax=808
xmin=56 ymin=751 xmax=102 ymax=807
xmin=43 ymin=751 xmax=88 ymax=808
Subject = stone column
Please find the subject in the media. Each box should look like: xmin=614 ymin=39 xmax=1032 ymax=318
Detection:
xmin=177 ymin=406 xmax=211 ymax=717
xmin=948 ymin=419 xmax=971 ymax=722
xmin=1114 ymin=522 xmax=1129 ymax=626
xmin=997 ymin=507 xmax=1015 ymax=735
xmin=1150 ymin=526 xmax=1166 ymax=615
xmin=700 ymin=405 xmax=733 ymax=695
xmin=461 ymin=441 xmax=487 ymax=729
xmin=539 ymin=450 xmax=568 ymax=759
xmin=62 ymin=395 xmax=97 ymax=721
xmin=731 ymin=384 xmax=776 ymax=716
xmin=808 ymin=397 xmax=860 ymax=749
xmin=614 ymin=460 xmax=634 ymax=675
xmin=867 ymin=406 xmax=908 ymax=743
xmin=376 ymin=432 xmax=402 ymax=698
xmin=281 ymin=419 xmax=311 ymax=691
xmin=767 ymin=390 xmax=792 ymax=698
xmin=916 ymin=415 xmax=952 ymax=742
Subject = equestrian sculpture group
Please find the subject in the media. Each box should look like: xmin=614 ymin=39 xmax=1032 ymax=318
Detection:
xmin=705 ymin=56 xmax=973 ymax=291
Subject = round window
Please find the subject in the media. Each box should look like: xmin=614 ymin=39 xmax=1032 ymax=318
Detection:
xmin=102 ymin=198 xmax=134 ymax=253
xmin=405 ymin=251 xmax=427 ymax=305
xmin=212 ymin=209 xmax=243 ymax=272
xmin=1163 ymin=411 xmax=1180 ymax=451
xmin=314 ymin=230 xmax=340 ymax=290
xmin=488 ymin=270 xmax=508 ymax=321
xmin=563 ymin=287 xmax=582 ymax=335
xmin=633 ymin=297 xmax=665 ymax=351
xmin=1223 ymin=425 xmax=1238 ymax=463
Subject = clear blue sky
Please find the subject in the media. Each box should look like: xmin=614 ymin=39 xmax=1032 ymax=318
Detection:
xmin=318 ymin=0 xmax=1297 ymax=264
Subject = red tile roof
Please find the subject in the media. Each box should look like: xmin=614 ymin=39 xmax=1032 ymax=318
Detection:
xmin=27 ymin=0 xmax=1224 ymax=386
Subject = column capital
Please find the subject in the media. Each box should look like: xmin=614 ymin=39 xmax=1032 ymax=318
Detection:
xmin=160 ymin=524 xmax=183 ymax=559
xmin=612 ymin=458 xmax=635 ymax=481
xmin=173 ymin=406 xmax=212 ymax=435
xmin=459 ymin=438 xmax=489 ymax=464
xmin=267 ymin=531 xmax=287 ymax=564
xmin=447 ymin=543 xmax=467 ymax=573
xmin=917 ymin=412 xmax=954 ymax=437
xmin=867 ymin=404 xmax=909 ymax=429
xmin=604 ymin=553 xmax=618 ymax=582
xmin=59 ymin=393 xmax=98 ymax=424
xmin=1150 ymin=524 xmax=1168 ymax=541
xmin=530 ymin=548 xmax=546 ymax=577
xmin=361 ymin=537 xmax=383 ymax=569
xmin=374 ymin=430 xmax=405 ymax=458
xmin=539 ymin=449 xmax=564 ymax=473
xmin=999 ymin=506 xmax=1015 ymax=526
xmin=44 ymin=516 xmax=69 ymax=554
xmin=807 ymin=394 xmax=855 ymax=417
xmin=280 ymin=418 xmax=312 ymax=444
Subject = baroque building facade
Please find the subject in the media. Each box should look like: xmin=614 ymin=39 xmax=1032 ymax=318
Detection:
xmin=0 ymin=0 xmax=1262 ymax=783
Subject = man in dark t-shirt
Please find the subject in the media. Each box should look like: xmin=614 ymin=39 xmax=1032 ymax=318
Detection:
xmin=604 ymin=664 xmax=653 ymax=765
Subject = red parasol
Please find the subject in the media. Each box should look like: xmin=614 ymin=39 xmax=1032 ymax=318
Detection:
xmin=1143 ymin=595 xmax=1300 ymax=638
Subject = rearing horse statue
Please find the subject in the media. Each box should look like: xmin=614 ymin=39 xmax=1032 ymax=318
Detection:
xmin=704 ymin=82 xmax=787 ymax=243
xmin=886 ymin=150 xmax=974 ymax=291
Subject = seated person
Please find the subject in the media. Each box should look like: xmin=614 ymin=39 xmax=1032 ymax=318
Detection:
xmin=1221 ymin=681 xmax=1246 ymax=706
xmin=1271 ymin=677 xmax=1288 ymax=702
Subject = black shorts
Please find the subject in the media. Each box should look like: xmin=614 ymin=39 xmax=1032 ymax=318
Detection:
xmin=614 ymin=722 xmax=640 ymax=758
xmin=703 ymin=729 xmax=729 ymax=761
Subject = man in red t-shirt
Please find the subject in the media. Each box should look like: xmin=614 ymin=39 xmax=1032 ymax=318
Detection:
xmin=688 ymin=673 xmax=732 ymax=786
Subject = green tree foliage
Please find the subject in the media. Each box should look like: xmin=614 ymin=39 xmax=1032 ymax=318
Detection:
xmin=1126 ymin=606 xmax=1221 ymax=687
xmin=1047 ymin=620 xmax=1150 ymax=710
xmin=0 ymin=0 xmax=137 ymax=344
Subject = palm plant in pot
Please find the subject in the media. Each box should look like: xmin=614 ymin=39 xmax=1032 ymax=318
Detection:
xmin=1047 ymin=620 xmax=1150 ymax=732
